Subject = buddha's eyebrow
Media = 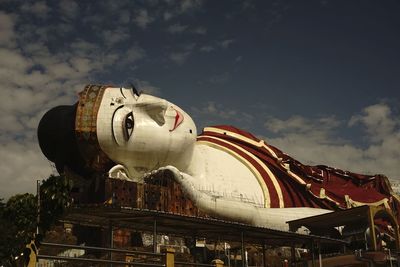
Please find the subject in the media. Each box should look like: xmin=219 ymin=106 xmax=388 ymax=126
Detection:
xmin=120 ymin=87 xmax=126 ymax=99
xmin=130 ymin=83 xmax=140 ymax=97
xmin=111 ymin=105 xmax=125 ymax=144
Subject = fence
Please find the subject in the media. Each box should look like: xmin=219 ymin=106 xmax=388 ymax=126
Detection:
xmin=36 ymin=243 xmax=224 ymax=267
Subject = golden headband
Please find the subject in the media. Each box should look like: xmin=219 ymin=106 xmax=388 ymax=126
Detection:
xmin=75 ymin=84 xmax=114 ymax=172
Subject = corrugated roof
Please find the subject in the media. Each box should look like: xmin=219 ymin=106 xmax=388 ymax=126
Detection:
xmin=62 ymin=205 xmax=348 ymax=247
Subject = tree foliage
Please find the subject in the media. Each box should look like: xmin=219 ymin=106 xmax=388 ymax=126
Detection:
xmin=0 ymin=194 xmax=36 ymax=266
xmin=39 ymin=175 xmax=73 ymax=231
xmin=0 ymin=175 xmax=73 ymax=265
xmin=0 ymin=198 xmax=18 ymax=266
xmin=5 ymin=193 xmax=37 ymax=237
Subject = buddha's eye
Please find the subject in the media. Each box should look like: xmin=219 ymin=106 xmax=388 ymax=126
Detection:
xmin=124 ymin=112 xmax=134 ymax=140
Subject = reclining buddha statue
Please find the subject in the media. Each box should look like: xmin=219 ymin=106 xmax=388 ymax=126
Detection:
xmin=37 ymin=84 xmax=400 ymax=230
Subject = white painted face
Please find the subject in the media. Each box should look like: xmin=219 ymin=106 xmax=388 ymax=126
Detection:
xmin=96 ymin=87 xmax=197 ymax=179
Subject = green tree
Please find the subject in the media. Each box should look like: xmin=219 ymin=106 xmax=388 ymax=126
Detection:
xmin=39 ymin=175 xmax=73 ymax=232
xmin=4 ymin=193 xmax=37 ymax=237
xmin=0 ymin=198 xmax=18 ymax=265
xmin=0 ymin=175 xmax=73 ymax=266
xmin=0 ymin=194 xmax=37 ymax=266
xmin=0 ymin=215 xmax=18 ymax=266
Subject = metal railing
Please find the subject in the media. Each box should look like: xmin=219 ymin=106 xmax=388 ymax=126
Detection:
xmin=37 ymin=243 xmax=224 ymax=267
xmin=40 ymin=242 xmax=164 ymax=256
xmin=175 ymin=262 xmax=217 ymax=267
xmin=38 ymin=242 xmax=165 ymax=266
xmin=38 ymin=255 xmax=164 ymax=266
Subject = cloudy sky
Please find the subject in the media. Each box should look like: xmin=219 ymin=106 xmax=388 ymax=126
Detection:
xmin=0 ymin=0 xmax=399 ymax=199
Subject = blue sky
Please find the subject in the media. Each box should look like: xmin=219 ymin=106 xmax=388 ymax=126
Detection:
xmin=0 ymin=0 xmax=399 ymax=198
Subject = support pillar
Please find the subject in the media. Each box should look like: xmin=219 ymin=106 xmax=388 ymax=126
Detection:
xmin=241 ymin=232 xmax=245 ymax=267
xmin=36 ymin=180 xmax=40 ymax=236
xmin=213 ymin=259 xmax=224 ymax=267
xmin=109 ymin=220 xmax=113 ymax=267
xmin=311 ymin=240 xmax=315 ymax=267
xmin=225 ymin=242 xmax=231 ymax=267
xmin=262 ymin=242 xmax=267 ymax=267
xmin=367 ymin=208 xmax=377 ymax=251
xmin=318 ymin=241 xmax=322 ymax=267
xmin=153 ymin=218 xmax=157 ymax=253
xmin=163 ymin=248 xmax=175 ymax=267
xmin=291 ymin=242 xmax=296 ymax=266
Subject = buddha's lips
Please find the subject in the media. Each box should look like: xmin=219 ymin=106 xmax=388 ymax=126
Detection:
xmin=170 ymin=108 xmax=184 ymax=132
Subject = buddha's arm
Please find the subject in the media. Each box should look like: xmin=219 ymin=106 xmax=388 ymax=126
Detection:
xmin=144 ymin=166 xmax=332 ymax=231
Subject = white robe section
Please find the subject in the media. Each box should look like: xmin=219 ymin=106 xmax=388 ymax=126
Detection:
xmin=145 ymin=165 xmax=332 ymax=231
xmin=187 ymin=143 xmax=265 ymax=207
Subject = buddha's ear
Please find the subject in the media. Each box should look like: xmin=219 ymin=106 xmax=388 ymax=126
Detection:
xmin=136 ymin=100 xmax=168 ymax=126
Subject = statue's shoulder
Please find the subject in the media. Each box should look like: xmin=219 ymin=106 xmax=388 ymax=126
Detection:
xmin=198 ymin=125 xmax=259 ymax=141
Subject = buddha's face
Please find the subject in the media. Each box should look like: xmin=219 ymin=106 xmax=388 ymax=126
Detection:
xmin=96 ymin=87 xmax=197 ymax=179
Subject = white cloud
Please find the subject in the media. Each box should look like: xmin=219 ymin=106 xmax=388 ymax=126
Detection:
xmin=265 ymin=115 xmax=340 ymax=143
xmin=219 ymin=39 xmax=235 ymax=48
xmin=349 ymin=103 xmax=398 ymax=143
xmin=0 ymin=12 xmax=16 ymax=48
xmin=0 ymin=142 xmax=54 ymax=199
xmin=261 ymin=103 xmax=400 ymax=180
xmin=169 ymin=51 xmax=191 ymax=65
xmin=69 ymin=57 xmax=92 ymax=74
xmin=166 ymin=24 xmax=206 ymax=35
xmin=133 ymin=79 xmax=161 ymax=96
xmin=200 ymin=45 xmax=215 ymax=52
xmin=103 ymin=28 xmax=130 ymax=47
xmin=164 ymin=11 xmax=173 ymax=21
xmin=183 ymin=43 xmax=196 ymax=51
xmin=0 ymin=2 xmax=159 ymax=199
xmin=0 ymin=47 xmax=33 ymax=72
xmin=59 ymin=0 xmax=79 ymax=19
xmin=192 ymin=102 xmax=237 ymax=120
xmin=127 ymin=46 xmax=146 ymax=61
xmin=208 ymin=72 xmax=231 ymax=84
xmin=119 ymin=10 xmax=131 ymax=24
xmin=0 ymin=114 xmax=24 ymax=133
xmin=133 ymin=9 xmax=154 ymax=29
xmin=193 ymin=27 xmax=207 ymax=34
xmin=191 ymin=102 xmax=254 ymax=129
xmin=168 ymin=43 xmax=196 ymax=64
xmin=0 ymin=10 xmax=135 ymax=198
xmin=180 ymin=0 xmax=203 ymax=12
xmin=242 ymin=0 xmax=255 ymax=10
xmin=199 ymin=39 xmax=234 ymax=53
xmin=120 ymin=46 xmax=146 ymax=66
xmin=21 ymin=1 xmax=50 ymax=17
xmin=69 ymin=40 xmax=98 ymax=56
xmin=162 ymin=0 xmax=204 ymax=21
xmin=167 ymin=23 xmax=188 ymax=34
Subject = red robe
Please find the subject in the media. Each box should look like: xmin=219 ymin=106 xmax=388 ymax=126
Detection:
xmin=197 ymin=125 xmax=399 ymax=221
